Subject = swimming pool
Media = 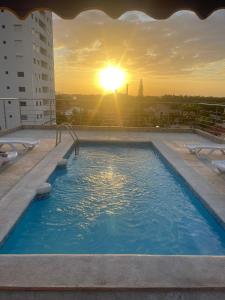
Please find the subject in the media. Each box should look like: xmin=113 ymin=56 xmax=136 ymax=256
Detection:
xmin=1 ymin=142 xmax=225 ymax=255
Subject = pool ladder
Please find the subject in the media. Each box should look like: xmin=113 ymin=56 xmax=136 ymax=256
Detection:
xmin=55 ymin=123 xmax=80 ymax=156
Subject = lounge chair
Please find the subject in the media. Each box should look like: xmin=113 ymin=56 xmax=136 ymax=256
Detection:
xmin=0 ymin=138 xmax=39 ymax=151
xmin=186 ymin=144 xmax=225 ymax=156
xmin=0 ymin=151 xmax=18 ymax=166
xmin=211 ymin=160 xmax=225 ymax=173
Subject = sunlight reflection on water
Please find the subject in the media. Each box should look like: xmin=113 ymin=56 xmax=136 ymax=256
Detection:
xmin=1 ymin=143 xmax=225 ymax=254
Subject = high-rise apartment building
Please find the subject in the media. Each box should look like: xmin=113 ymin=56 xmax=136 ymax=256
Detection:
xmin=0 ymin=9 xmax=55 ymax=128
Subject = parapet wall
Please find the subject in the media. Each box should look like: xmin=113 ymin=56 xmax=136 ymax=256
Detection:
xmin=1 ymin=125 xmax=225 ymax=144
xmin=21 ymin=124 xmax=194 ymax=133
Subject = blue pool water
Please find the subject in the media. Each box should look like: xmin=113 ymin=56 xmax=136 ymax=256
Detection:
xmin=1 ymin=142 xmax=225 ymax=255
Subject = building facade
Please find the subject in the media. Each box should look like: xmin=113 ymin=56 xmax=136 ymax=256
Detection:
xmin=0 ymin=9 xmax=55 ymax=128
xmin=0 ymin=98 xmax=20 ymax=130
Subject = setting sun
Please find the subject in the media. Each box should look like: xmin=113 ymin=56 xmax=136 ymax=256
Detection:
xmin=99 ymin=66 xmax=126 ymax=92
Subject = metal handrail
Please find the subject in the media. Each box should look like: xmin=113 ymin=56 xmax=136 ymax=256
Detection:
xmin=56 ymin=123 xmax=80 ymax=155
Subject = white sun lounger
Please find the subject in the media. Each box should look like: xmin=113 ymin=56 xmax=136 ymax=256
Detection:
xmin=0 ymin=151 xmax=18 ymax=166
xmin=186 ymin=144 xmax=225 ymax=156
xmin=211 ymin=160 xmax=225 ymax=173
xmin=0 ymin=138 xmax=39 ymax=151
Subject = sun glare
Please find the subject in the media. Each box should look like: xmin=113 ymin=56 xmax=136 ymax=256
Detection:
xmin=99 ymin=65 xmax=126 ymax=92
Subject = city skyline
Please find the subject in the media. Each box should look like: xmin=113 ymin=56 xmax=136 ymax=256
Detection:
xmin=53 ymin=10 xmax=225 ymax=97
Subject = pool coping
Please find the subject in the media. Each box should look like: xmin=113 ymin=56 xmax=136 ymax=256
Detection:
xmin=152 ymin=141 xmax=225 ymax=228
xmin=0 ymin=135 xmax=225 ymax=291
xmin=0 ymin=136 xmax=74 ymax=246
xmin=0 ymin=255 xmax=225 ymax=289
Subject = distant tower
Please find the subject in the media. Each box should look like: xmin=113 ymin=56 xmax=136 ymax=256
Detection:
xmin=126 ymin=84 xmax=129 ymax=96
xmin=138 ymin=79 xmax=144 ymax=97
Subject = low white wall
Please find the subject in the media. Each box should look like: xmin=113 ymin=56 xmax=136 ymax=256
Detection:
xmin=194 ymin=129 xmax=225 ymax=144
xmin=21 ymin=124 xmax=194 ymax=133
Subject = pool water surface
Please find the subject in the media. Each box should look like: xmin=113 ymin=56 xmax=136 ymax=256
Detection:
xmin=1 ymin=142 xmax=225 ymax=254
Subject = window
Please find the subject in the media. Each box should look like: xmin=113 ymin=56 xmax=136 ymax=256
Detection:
xmin=6 ymin=86 xmax=10 ymax=89
xmin=39 ymin=19 xmax=46 ymax=30
xmin=43 ymin=99 xmax=49 ymax=105
xmin=42 ymin=86 xmax=49 ymax=93
xmin=40 ymin=47 xmax=47 ymax=56
xmin=14 ymin=24 xmax=22 ymax=32
xmin=39 ymin=33 xmax=47 ymax=43
xmin=36 ymin=101 xmax=39 ymax=106
xmin=17 ymin=72 xmax=24 ymax=77
xmin=4 ymin=56 xmax=7 ymax=59
xmin=20 ymin=101 xmax=27 ymax=106
xmin=2 ymin=25 xmax=5 ymax=29
xmin=42 ymin=73 xmax=48 ymax=81
xmin=1 ymin=9 xmax=4 ymax=13
xmin=21 ymin=115 xmax=28 ymax=120
xmin=41 ymin=60 xmax=48 ymax=68
xmin=8 ymin=101 xmax=11 ymax=104
xmin=16 ymin=55 xmax=24 ymax=62
xmin=19 ymin=86 xmax=26 ymax=92
xmin=5 ymin=71 xmax=8 ymax=74
xmin=44 ymin=110 xmax=51 ymax=116
xmin=3 ymin=41 xmax=6 ymax=44
xmin=9 ymin=115 xmax=12 ymax=118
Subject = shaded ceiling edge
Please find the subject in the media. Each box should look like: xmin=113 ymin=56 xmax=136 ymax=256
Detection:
xmin=0 ymin=6 xmax=225 ymax=20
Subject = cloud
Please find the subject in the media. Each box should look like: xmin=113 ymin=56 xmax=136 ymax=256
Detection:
xmin=53 ymin=10 xmax=225 ymax=95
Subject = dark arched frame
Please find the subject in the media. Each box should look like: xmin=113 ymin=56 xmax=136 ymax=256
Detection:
xmin=1 ymin=0 xmax=225 ymax=20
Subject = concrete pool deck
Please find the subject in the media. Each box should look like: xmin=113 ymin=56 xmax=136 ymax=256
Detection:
xmin=0 ymin=128 xmax=225 ymax=299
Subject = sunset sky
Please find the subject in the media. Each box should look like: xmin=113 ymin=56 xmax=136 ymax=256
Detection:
xmin=53 ymin=10 xmax=225 ymax=96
